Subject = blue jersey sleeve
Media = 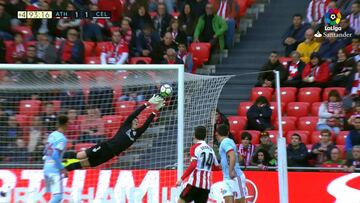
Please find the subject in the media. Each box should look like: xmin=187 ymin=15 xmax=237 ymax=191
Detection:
xmin=221 ymin=139 xmax=234 ymax=154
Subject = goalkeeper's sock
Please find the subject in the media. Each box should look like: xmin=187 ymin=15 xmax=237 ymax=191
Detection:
xmin=65 ymin=161 xmax=82 ymax=171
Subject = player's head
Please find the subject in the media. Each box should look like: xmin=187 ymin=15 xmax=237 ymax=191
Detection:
xmin=132 ymin=118 xmax=139 ymax=129
xmin=215 ymin=124 xmax=229 ymax=141
xmin=194 ymin=126 xmax=207 ymax=141
xmin=57 ymin=115 xmax=69 ymax=129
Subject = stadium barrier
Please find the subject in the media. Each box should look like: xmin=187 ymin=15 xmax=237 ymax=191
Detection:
xmin=0 ymin=169 xmax=359 ymax=203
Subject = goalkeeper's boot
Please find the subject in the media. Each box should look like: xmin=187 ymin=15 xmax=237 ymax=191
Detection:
xmin=62 ymin=158 xmax=80 ymax=168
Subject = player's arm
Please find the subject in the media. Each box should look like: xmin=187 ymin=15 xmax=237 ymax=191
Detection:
xmin=124 ymin=95 xmax=163 ymax=124
xmin=52 ymin=148 xmax=65 ymax=170
xmin=212 ymin=153 xmax=221 ymax=171
xmin=176 ymin=146 xmax=197 ymax=186
xmin=135 ymin=112 xmax=156 ymax=136
xmin=227 ymin=149 xmax=236 ymax=178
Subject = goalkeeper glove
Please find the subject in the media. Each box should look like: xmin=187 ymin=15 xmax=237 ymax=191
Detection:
xmin=148 ymin=94 xmax=163 ymax=105
xmin=155 ymin=99 xmax=165 ymax=110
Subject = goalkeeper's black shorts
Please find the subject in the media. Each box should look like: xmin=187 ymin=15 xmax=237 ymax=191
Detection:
xmin=85 ymin=141 xmax=116 ymax=167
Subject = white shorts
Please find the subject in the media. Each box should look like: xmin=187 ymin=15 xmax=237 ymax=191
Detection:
xmin=44 ymin=173 xmax=63 ymax=195
xmin=222 ymin=174 xmax=248 ymax=200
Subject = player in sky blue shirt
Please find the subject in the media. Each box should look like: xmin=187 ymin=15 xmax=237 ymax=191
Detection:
xmin=215 ymin=124 xmax=248 ymax=203
xmin=43 ymin=115 xmax=68 ymax=203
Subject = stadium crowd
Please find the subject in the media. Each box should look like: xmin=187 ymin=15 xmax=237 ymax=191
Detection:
xmin=0 ymin=0 xmax=359 ymax=172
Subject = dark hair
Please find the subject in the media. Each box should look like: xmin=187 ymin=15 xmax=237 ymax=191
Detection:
xmin=252 ymin=149 xmax=271 ymax=164
xmin=241 ymin=132 xmax=252 ymax=140
xmin=328 ymin=90 xmax=341 ymax=102
xmin=293 ymin=14 xmax=302 ymax=19
xmin=58 ymin=115 xmax=68 ymax=126
xmin=320 ymin=129 xmax=331 ymax=136
xmin=338 ymin=48 xmax=349 ymax=59
xmin=216 ymin=124 xmax=229 ymax=137
xmin=310 ymin=52 xmax=322 ymax=65
xmin=254 ymin=96 xmax=269 ymax=106
xmin=194 ymin=126 xmax=207 ymax=140
xmin=270 ymin=51 xmax=278 ymax=55
xmin=27 ymin=45 xmax=36 ymax=50
xmin=136 ymin=60 xmax=147 ymax=64
xmin=291 ymin=133 xmax=301 ymax=141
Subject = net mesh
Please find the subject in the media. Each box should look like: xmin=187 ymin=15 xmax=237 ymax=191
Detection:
xmin=0 ymin=67 xmax=231 ymax=202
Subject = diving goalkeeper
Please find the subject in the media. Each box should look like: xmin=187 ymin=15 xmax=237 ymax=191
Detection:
xmin=64 ymin=95 xmax=165 ymax=171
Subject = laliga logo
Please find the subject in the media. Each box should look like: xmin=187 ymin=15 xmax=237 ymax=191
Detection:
xmin=208 ymin=179 xmax=258 ymax=203
xmin=324 ymin=9 xmax=342 ymax=32
xmin=327 ymin=173 xmax=360 ymax=203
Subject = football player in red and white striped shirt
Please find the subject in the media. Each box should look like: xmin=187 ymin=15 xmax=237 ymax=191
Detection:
xmin=176 ymin=126 xmax=220 ymax=203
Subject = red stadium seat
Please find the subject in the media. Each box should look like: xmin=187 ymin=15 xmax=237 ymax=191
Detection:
xmin=171 ymin=12 xmax=180 ymax=18
xmin=286 ymin=102 xmax=310 ymax=117
xmin=130 ymin=57 xmax=152 ymax=64
xmin=298 ymin=87 xmax=322 ymax=104
xmin=239 ymin=130 xmax=260 ymax=144
xmin=95 ymin=42 xmax=111 ymax=56
xmin=336 ymin=131 xmax=349 ymax=145
xmin=85 ymin=56 xmax=101 ymax=64
xmin=269 ymin=102 xmax=285 ymax=121
xmin=15 ymin=114 xmax=32 ymax=129
xmin=310 ymin=131 xmax=322 ymax=144
xmin=12 ymin=25 xmax=33 ymax=39
xmin=75 ymin=143 xmax=95 ymax=152
xmin=286 ymin=130 xmax=310 ymax=144
xmin=49 ymin=71 xmax=61 ymax=79
xmin=237 ymin=101 xmax=253 ymax=116
xmin=306 ymin=144 xmax=312 ymax=153
xmin=250 ymin=87 xmax=273 ymax=101
xmin=103 ymin=115 xmax=123 ymax=138
xmin=115 ymin=101 xmax=137 ymax=117
xmin=311 ymin=102 xmax=322 ymax=116
xmin=267 ymin=130 xmax=278 ymax=143
xmin=297 ymin=116 xmax=318 ymax=132
xmin=279 ymin=57 xmax=292 ymax=66
xmin=189 ymin=43 xmax=211 ymax=72
xmin=228 ymin=116 xmax=247 ymax=140
xmin=275 ymin=87 xmax=297 ymax=107
xmin=274 ymin=116 xmax=297 ymax=133
xmin=26 ymin=41 xmax=36 ymax=46
xmin=83 ymin=41 xmax=95 ymax=57
xmin=322 ymin=87 xmax=346 ymax=101
xmin=19 ymin=100 xmax=41 ymax=116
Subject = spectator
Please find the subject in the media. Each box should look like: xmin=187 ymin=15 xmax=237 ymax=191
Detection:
xmin=287 ymin=133 xmax=309 ymax=167
xmin=82 ymin=3 xmax=104 ymax=42
xmin=0 ymin=39 xmax=5 ymax=63
xmin=318 ymin=32 xmax=344 ymax=63
xmin=296 ymin=28 xmax=320 ymax=63
xmin=21 ymin=45 xmax=43 ymax=64
xmin=311 ymin=129 xmax=336 ymax=166
xmin=178 ymin=3 xmax=197 ymax=44
xmin=213 ymin=0 xmax=237 ymax=49
xmin=322 ymin=147 xmax=345 ymax=168
xmin=317 ymin=90 xmax=345 ymax=135
xmin=0 ymin=3 xmax=12 ymax=40
xmin=0 ymin=106 xmax=8 ymax=149
xmin=254 ymin=131 xmax=276 ymax=158
xmin=136 ymin=23 xmax=160 ymax=57
xmin=348 ymin=61 xmax=360 ymax=97
xmin=338 ymin=18 xmax=355 ymax=46
xmin=283 ymin=51 xmax=306 ymax=88
xmin=306 ymin=0 xmax=327 ymax=27
xmin=269 ymin=148 xmax=278 ymax=166
xmin=40 ymin=102 xmax=57 ymax=134
xmin=66 ymin=109 xmax=80 ymax=142
xmin=5 ymin=0 xmax=26 ymax=21
xmin=5 ymin=33 xmax=27 ymax=63
xmin=167 ymin=18 xmax=187 ymax=44
xmin=338 ymin=0 xmax=356 ymax=16
xmin=345 ymin=35 xmax=360 ymax=57
xmin=194 ymin=3 xmax=228 ymax=51
xmin=347 ymin=1 xmax=360 ymax=35
xmin=153 ymin=3 xmax=172 ymax=37
xmin=57 ymin=2 xmax=81 ymax=35
xmin=36 ymin=32 xmax=57 ymax=64
xmin=27 ymin=116 xmax=45 ymax=154
xmin=162 ymin=48 xmax=184 ymax=64
xmin=50 ymin=0 xmax=69 ymax=10
xmin=282 ymin=14 xmax=310 ymax=56
xmin=6 ymin=116 xmax=20 ymax=146
xmin=330 ymin=48 xmax=356 ymax=87
xmin=57 ymin=28 xmax=84 ymax=64
xmin=301 ymin=52 xmax=330 ymax=87
xmin=177 ymin=43 xmax=194 ymax=73
xmin=256 ymin=51 xmax=287 ymax=87
xmin=344 ymin=145 xmax=360 ymax=172
xmin=188 ymin=0 xmax=207 ymax=19
xmin=346 ymin=117 xmax=360 ymax=152
xmin=32 ymin=0 xmax=58 ymax=37
xmin=59 ymin=89 xmax=85 ymax=113
xmin=119 ymin=73 xmax=145 ymax=102
xmin=238 ymin=132 xmax=256 ymax=167
xmin=98 ymin=0 xmax=122 ymax=25
xmin=8 ymin=139 xmax=29 ymax=164
xmin=151 ymin=32 xmax=178 ymax=63
xmin=131 ymin=5 xmax=153 ymax=34
xmin=120 ymin=17 xmax=133 ymax=45
xmin=247 ymin=96 xmax=272 ymax=131
xmin=251 ymin=148 xmax=272 ymax=170
xmin=347 ymin=102 xmax=360 ymax=127
xmin=79 ymin=107 xmax=105 ymax=143
xmin=88 ymin=76 xmax=114 ymax=116
xmin=100 ymin=30 xmax=129 ymax=65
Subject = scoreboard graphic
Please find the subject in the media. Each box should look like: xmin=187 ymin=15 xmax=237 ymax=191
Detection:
xmin=17 ymin=10 xmax=111 ymax=19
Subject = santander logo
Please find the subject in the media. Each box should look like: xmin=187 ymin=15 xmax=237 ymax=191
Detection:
xmin=327 ymin=173 xmax=360 ymax=203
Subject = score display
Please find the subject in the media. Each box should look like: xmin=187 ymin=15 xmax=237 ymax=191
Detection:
xmin=17 ymin=10 xmax=111 ymax=19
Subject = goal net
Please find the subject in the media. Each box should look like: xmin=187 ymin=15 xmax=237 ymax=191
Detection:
xmin=0 ymin=65 xmax=231 ymax=203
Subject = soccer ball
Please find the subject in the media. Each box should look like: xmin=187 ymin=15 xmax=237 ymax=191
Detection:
xmin=160 ymin=84 xmax=173 ymax=98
